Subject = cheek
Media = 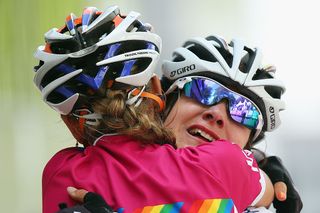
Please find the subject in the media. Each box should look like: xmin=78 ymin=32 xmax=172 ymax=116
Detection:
xmin=164 ymin=98 xmax=199 ymax=128
xmin=164 ymin=108 xmax=188 ymax=133
xmin=164 ymin=106 xmax=179 ymax=130
xmin=164 ymin=98 xmax=202 ymax=140
xmin=226 ymin=123 xmax=251 ymax=148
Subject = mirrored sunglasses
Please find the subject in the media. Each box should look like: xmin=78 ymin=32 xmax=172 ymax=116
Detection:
xmin=166 ymin=76 xmax=264 ymax=130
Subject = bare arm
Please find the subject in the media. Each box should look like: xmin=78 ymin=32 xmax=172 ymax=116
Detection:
xmin=255 ymin=170 xmax=274 ymax=207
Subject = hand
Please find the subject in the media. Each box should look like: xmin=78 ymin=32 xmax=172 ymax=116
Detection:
xmin=56 ymin=187 xmax=115 ymax=213
xmin=258 ymin=156 xmax=303 ymax=213
xmin=273 ymin=181 xmax=287 ymax=202
xmin=67 ymin=187 xmax=90 ymax=203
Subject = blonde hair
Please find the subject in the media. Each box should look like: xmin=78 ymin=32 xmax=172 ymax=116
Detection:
xmin=84 ymin=86 xmax=175 ymax=146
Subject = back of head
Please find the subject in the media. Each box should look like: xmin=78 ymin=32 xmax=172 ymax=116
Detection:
xmin=161 ymin=35 xmax=286 ymax=144
xmin=33 ymin=6 xmax=173 ymax=146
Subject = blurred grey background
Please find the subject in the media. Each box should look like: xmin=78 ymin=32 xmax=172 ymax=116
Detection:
xmin=1 ymin=0 xmax=319 ymax=212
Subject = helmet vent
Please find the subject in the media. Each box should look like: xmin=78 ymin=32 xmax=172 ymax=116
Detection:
xmin=238 ymin=48 xmax=256 ymax=74
xmin=115 ymin=40 xmax=158 ymax=55
xmin=126 ymin=20 xmax=147 ymax=33
xmin=41 ymin=66 xmax=71 ymax=89
xmin=172 ymin=54 xmax=185 ymax=62
xmin=188 ymin=44 xmax=218 ymax=63
xmin=83 ymin=21 xmax=115 ymax=47
xmin=49 ymin=38 xmax=81 ymax=54
xmin=252 ymin=69 xmax=283 ymax=99
xmin=265 ymin=86 xmax=282 ymax=99
xmin=252 ymin=69 xmax=273 ymax=80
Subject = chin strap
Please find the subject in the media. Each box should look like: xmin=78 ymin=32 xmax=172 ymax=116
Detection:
xmin=72 ymin=108 xmax=102 ymax=131
xmin=126 ymin=87 xmax=165 ymax=112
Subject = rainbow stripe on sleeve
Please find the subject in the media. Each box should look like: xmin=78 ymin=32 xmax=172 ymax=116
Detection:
xmin=130 ymin=202 xmax=183 ymax=213
xmin=118 ymin=198 xmax=234 ymax=213
xmin=188 ymin=198 xmax=234 ymax=213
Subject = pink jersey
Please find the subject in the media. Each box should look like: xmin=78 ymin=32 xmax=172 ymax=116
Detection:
xmin=42 ymin=135 xmax=265 ymax=213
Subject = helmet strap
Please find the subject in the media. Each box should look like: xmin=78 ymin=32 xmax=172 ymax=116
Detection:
xmin=72 ymin=109 xmax=102 ymax=130
xmin=127 ymin=87 xmax=165 ymax=112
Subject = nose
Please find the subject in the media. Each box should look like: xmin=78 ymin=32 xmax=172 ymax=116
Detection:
xmin=201 ymin=102 xmax=227 ymax=128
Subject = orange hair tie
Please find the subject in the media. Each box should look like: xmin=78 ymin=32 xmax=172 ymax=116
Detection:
xmin=131 ymin=89 xmax=165 ymax=112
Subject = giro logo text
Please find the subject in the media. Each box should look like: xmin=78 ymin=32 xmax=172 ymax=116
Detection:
xmin=269 ymin=106 xmax=275 ymax=129
xmin=170 ymin=64 xmax=196 ymax=78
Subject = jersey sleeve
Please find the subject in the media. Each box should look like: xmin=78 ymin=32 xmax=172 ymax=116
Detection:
xmin=42 ymin=147 xmax=84 ymax=213
xmin=180 ymin=140 xmax=265 ymax=211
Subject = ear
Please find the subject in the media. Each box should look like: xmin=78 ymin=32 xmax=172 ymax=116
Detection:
xmin=61 ymin=114 xmax=90 ymax=147
xmin=150 ymin=74 xmax=162 ymax=95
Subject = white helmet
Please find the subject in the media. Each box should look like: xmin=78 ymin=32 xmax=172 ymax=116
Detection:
xmin=33 ymin=6 xmax=161 ymax=115
xmin=162 ymin=35 xmax=285 ymax=134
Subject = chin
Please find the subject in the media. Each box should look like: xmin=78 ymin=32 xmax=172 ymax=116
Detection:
xmin=176 ymin=140 xmax=195 ymax=148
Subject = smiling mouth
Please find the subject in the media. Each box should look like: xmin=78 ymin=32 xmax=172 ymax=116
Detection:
xmin=188 ymin=128 xmax=217 ymax=142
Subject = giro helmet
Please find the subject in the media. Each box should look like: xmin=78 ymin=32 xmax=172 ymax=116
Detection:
xmin=162 ymin=35 xmax=285 ymax=136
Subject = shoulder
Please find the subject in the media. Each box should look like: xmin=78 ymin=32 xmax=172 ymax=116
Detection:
xmin=47 ymin=147 xmax=85 ymax=165
xmin=201 ymin=140 xmax=254 ymax=163
xmin=42 ymin=147 xmax=84 ymax=186
xmin=179 ymin=140 xmax=260 ymax=178
xmin=180 ymin=140 xmax=248 ymax=164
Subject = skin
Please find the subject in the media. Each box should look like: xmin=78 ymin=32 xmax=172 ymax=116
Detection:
xmin=164 ymin=96 xmax=251 ymax=149
xmin=67 ymin=91 xmax=287 ymax=206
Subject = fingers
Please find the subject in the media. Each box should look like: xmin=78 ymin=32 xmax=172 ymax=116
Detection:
xmin=274 ymin=181 xmax=287 ymax=201
xmin=67 ymin=186 xmax=88 ymax=203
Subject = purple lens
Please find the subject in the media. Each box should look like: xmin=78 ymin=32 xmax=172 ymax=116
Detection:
xmin=183 ymin=78 xmax=260 ymax=129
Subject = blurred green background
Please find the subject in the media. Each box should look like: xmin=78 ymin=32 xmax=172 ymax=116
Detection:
xmin=0 ymin=1 xmax=88 ymax=212
xmin=1 ymin=0 xmax=319 ymax=212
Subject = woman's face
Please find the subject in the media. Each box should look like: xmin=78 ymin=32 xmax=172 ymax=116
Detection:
xmin=164 ymin=95 xmax=251 ymax=149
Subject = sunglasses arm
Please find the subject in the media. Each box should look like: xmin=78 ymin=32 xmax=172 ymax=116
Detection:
xmin=165 ymin=77 xmax=192 ymax=95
